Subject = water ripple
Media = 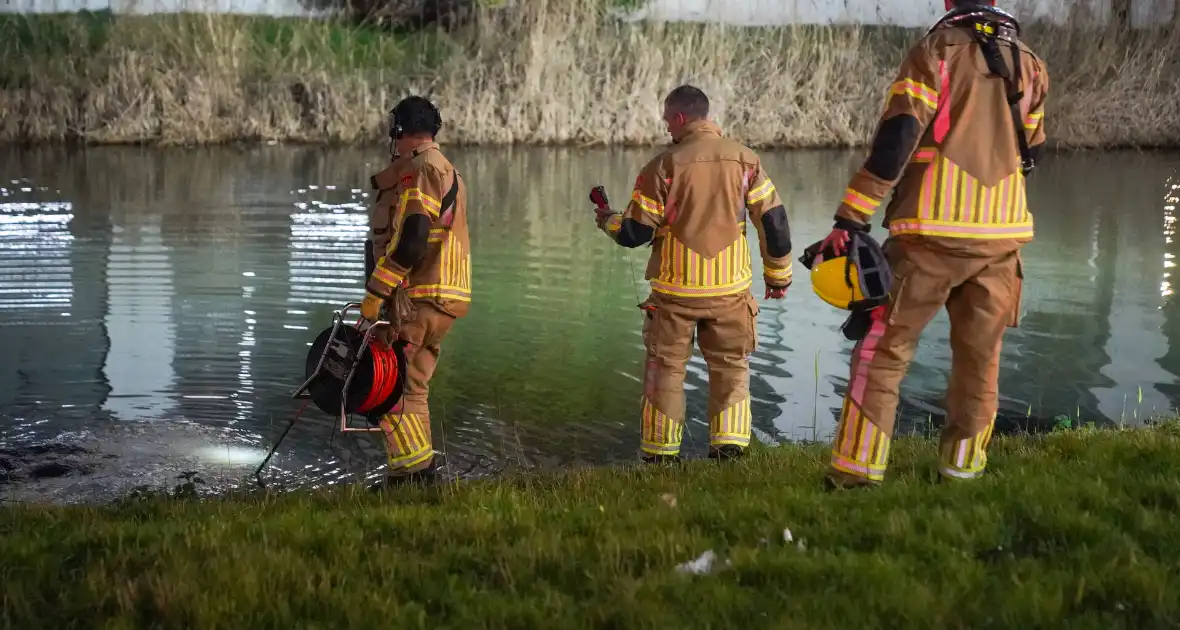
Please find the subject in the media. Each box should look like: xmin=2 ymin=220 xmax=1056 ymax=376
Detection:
xmin=1 ymin=146 xmax=1179 ymax=504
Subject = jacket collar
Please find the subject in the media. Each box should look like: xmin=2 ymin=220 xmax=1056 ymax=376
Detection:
xmin=672 ymin=119 xmax=722 ymax=144
xmin=370 ymin=141 xmax=440 ymax=190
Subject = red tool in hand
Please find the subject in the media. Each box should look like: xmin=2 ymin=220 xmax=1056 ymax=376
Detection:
xmin=590 ymin=184 xmax=645 ymax=308
xmin=589 ymin=185 xmax=614 ymax=220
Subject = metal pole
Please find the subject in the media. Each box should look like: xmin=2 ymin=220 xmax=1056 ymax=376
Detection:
xmin=253 ymin=400 xmax=309 ymax=486
xmin=253 ymin=416 xmax=297 ymax=482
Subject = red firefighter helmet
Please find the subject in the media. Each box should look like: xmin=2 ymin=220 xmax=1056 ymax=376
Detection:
xmin=945 ymin=0 xmax=995 ymax=9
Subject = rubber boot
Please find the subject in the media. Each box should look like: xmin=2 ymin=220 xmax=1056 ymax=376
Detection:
xmin=370 ymin=460 xmax=440 ymax=492
xmin=707 ymin=444 xmax=745 ymax=461
xmin=823 ymin=469 xmax=879 ymax=492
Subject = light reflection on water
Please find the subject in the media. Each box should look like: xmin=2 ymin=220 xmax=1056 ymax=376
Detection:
xmin=0 ymin=146 xmax=1178 ymax=504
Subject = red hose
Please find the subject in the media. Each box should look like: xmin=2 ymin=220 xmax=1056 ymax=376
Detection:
xmin=357 ymin=339 xmax=400 ymax=414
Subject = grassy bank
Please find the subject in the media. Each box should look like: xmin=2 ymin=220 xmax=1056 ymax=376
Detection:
xmin=3 ymin=1 xmax=1180 ymax=148
xmin=4 ymin=423 xmax=1180 ymax=627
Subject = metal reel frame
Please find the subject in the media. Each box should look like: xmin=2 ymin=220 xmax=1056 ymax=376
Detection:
xmin=292 ymin=301 xmax=395 ymax=433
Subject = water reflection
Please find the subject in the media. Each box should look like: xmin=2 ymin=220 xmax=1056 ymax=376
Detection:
xmin=0 ymin=145 xmax=1178 ymax=503
xmin=103 ymin=218 xmax=177 ymax=420
xmin=288 ymin=185 xmax=369 ymax=307
xmin=0 ymin=188 xmax=73 ymax=311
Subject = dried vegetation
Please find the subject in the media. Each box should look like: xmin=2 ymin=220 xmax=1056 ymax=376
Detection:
xmin=1 ymin=0 xmax=1178 ymax=147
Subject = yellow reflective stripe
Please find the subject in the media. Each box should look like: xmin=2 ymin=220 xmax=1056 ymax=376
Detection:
xmin=829 ymin=399 xmax=891 ymax=482
xmin=763 ymin=264 xmax=793 ymax=281
xmin=401 ymin=188 xmax=442 ymax=218
xmin=938 ymin=419 xmax=995 ymax=478
xmin=603 ymin=213 xmax=623 ymax=235
xmin=830 ymin=453 xmax=887 ymax=481
xmin=922 ymin=154 xmax=1031 ymax=227
xmin=640 ymin=395 xmax=682 ymax=456
xmin=433 ymin=230 xmax=470 ymax=293
xmin=710 ymin=398 xmax=752 ymax=447
xmin=380 ymin=413 xmax=435 ymax=471
xmin=390 ymin=447 xmax=433 ymax=470
xmin=889 ymin=78 xmax=938 ymax=110
xmin=1024 ymin=111 xmax=1044 ymax=130
xmin=746 ymin=178 xmax=775 ymax=205
xmin=842 ymin=187 xmax=882 ymax=215
xmin=888 ymin=218 xmax=1034 ymax=239
xmin=650 ymin=277 xmax=752 ymax=298
xmin=653 ymin=233 xmax=751 ymax=296
xmin=631 ymin=190 xmax=665 ymax=216
xmin=405 ymin=285 xmax=471 ymax=302
xmin=370 ymin=259 xmax=405 ymax=290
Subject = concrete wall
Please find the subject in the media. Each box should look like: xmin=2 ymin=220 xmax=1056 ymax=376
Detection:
xmin=1 ymin=0 xmax=1176 ymax=25
xmin=0 ymin=0 xmax=314 ymax=15
xmin=633 ymin=0 xmax=1177 ymax=28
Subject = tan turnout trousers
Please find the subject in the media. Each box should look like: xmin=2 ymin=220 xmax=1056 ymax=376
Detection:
xmin=376 ymin=301 xmax=456 ymax=474
xmin=829 ymin=238 xmax=1023 ymax=485
xmin=640 ymin=291 xmax=760 ymax=457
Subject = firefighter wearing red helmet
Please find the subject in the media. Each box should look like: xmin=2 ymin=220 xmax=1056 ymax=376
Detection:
xmin=817 ymin=1 xmax=1049 ymax=488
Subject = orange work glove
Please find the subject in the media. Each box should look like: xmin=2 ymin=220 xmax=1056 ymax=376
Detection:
xmin=360 ymin=291 xmax=384 ymax=322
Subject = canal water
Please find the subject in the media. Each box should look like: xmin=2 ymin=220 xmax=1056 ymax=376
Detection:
xmin=1 ymin=145 xmax=1178 ymax=503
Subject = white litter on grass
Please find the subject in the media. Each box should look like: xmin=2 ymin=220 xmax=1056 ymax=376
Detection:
xmin=675 ymin=550 xmax=732 ymax=575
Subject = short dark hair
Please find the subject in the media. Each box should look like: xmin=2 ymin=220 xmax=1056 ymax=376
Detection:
xmin=389 ymin=95 xmax=443 ymax=138
xmin=664 ymin=85 xmax=709 ymax=119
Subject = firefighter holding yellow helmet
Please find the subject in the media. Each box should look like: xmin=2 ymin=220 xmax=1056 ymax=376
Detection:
xmin=806 ymin=0 xmax=1049 ymax=488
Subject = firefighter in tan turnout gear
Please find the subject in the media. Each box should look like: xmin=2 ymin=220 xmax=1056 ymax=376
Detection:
xmin=819 ymin=0 xmax=1049 ymax=488
xmin=359 ymin=95 xmax=471 ymax=486
xmin=593 ymin=85 xmax=794 ymax=463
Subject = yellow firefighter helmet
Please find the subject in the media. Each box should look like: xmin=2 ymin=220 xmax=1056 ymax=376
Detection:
xmin=799 ymin=230 xmax=891 ymax=312
xmin=810 ymin=255 xmax=867 ymax=309
xmin=799 ymin=230 xmax=893 ymax=341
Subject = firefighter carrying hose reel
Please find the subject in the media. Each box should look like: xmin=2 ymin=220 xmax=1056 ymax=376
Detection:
xmin=254 ymin=300 xmax=410 ymax=486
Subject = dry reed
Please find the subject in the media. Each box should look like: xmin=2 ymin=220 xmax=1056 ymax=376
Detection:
xmin=1 ymin=0 xmax=1179 ymax=148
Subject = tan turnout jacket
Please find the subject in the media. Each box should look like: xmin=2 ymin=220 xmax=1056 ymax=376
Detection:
xmin=835 ymin=23 xmax=1049 ymax=257
xmin=605 ymin=120 xmax=794 ymax=296
xmin=367 ymin=142 xmax=471 ymax=317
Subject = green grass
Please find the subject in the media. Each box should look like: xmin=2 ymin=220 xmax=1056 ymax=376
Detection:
xmin=4 ymin=422 xmax=1180 ymax=627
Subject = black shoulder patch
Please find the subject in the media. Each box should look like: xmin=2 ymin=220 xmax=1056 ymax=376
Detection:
xmin=864 ymin=115 xmax=921 ymax=182
xmin=759 ymin=205 xmax=792 ymax=258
